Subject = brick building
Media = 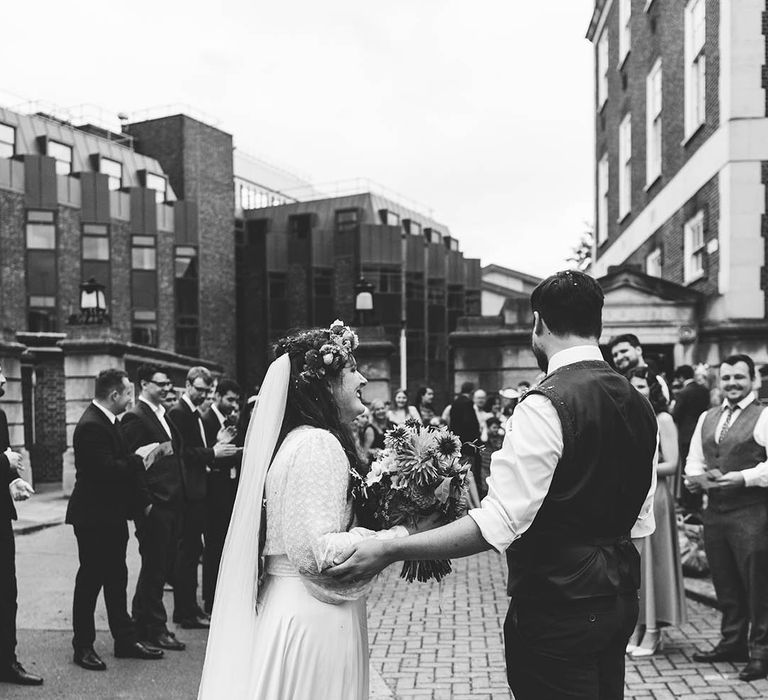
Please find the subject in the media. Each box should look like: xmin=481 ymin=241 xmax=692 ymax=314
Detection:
xmin=587 ymin=0 xmax=768 ymax=371
xmin=237 ymin=193 xmax=482 ymax=406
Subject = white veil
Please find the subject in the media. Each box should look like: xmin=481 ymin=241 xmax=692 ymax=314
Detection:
xmin=197 ymin=353 xmax=291 ymax=699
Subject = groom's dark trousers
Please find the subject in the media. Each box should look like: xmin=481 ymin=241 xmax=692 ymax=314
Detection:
xmin=500 ymin=360 xmax=656 ymax=699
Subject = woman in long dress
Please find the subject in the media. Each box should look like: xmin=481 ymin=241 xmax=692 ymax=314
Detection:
xmin=627 ymin=366 xmax=687 ymax=657
xmin=198 ymin=324 xmax=410 ymax=699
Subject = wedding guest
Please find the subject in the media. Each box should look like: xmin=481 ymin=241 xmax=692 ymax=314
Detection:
xmin=414 ymin=387 xmax=437 ymax=426
xmin=685 ymin=354 xmax=768 ymax=682
xmin=479 ymin=416 xmax=504 ymax=496
xmin=361 ymin=400 xmax=393 ymax=463
xmin=627 ymin=367 xmax=686 ymax=657
xmin=162 ymin=387 xmax=178 ymax=412
xmin=121 ymin=364 xmax=186 ymax=652
xmin=67 ymin=369 xmax=163 ymax=671
xmin=332 ymin=270 xmax=658 ymax=699
xmin=450 ymin=382 xmax=482 ymax=503
xmin=609 ymin=333 xmax=669 ymax=400
xmin=473 ymin=389 xmax=492 ymax=443
xmin=498 ymin=388 xmax=520 ymax=417
xmin=201 ymin=377 xmax=243 ymax=615
xmin=168 ymin=368 xmax=238 ymax=629
xmin=0 ymin=365 xmax=42 ymax=687
xmin=673 ymin=364 xmax=710 ymax=512
xmin=387 ymin=389 xmax=420 ymax=425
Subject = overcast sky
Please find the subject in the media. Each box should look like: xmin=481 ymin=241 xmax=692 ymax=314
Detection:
xmin=2 ymin=0 xmax=595 ymax=278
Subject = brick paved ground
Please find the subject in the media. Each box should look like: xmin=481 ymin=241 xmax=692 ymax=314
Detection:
xmin=367 ymin=550 xmax=768 ymax=699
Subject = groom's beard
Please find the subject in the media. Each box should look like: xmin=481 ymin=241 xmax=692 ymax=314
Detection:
xmin=532 ymin=340 xmax=549 ymax=374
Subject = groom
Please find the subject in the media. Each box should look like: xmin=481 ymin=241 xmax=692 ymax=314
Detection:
xmin=330 ymin=270 xmax=658 ymax=699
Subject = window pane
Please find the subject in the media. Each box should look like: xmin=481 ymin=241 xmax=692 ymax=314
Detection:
xmin=175 ymin=277 xmax=198 ymax=316
xmin=175 ymin=246 xmax=197 ymax=257
xmin=0 ymin=123 xmax=14 ymax=158
xmin=145 ymin=173 xmax=166 ymax=202
xmin=132 ymin=235 xmax=155 ymax=247
xmin=100 ymin=157 xmax=122 ymax=190
xmin=133 ymin=310 xmax=157 ymax=321
xmin=29 ymin=295 xmax=56 ymax=307
xmin=28 ymin=308 xmax=57 ymax=332
xmin=83 ymin=223 xmax=108 ymax=235
xmin=132 ymin=247 xmax=156 ymax=270
xmin=131 ymin=270 xmax=157 ymax=309
xmin=175 ymin=256 xmax=197 ymax=279
xmin=82 ymin=261 xmax=110 ymax=294
xmin=28 ymin=251 xmax=57 ymax=295
xmin=26 ymin=223 xmax=56 ymax=249
xmin=132 ymin=323 xmax=158 ymax=347
xmin=83 ymin=236 xmax=110 ymax=260
xmin=48 ymin=141 xmax=72 ymax=174
xmin=28 ymin=210 xmax=54 ymax=223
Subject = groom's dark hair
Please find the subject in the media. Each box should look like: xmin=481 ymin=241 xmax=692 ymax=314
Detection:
xmin=530 ymin=270 xmax=604 ymax=339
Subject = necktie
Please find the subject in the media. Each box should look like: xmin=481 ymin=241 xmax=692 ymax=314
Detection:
xmin=718 ymin=406 xmax=736 ymax=443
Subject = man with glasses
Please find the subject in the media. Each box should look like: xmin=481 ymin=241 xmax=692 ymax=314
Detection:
xmin=121 ymin=364 xmax=186 ymax=652
xmin=168 ymin=368 xmax=237 ymax=629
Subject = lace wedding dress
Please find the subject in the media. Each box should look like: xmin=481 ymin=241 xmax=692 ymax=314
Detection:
xmin=242 ymin=426 xmax=406 ymax=699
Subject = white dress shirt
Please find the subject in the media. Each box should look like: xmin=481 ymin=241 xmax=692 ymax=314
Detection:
xmin=92 ymin=399 xmax=117 ymax=424
xmin=468 ymin=345 xmax=657 ymax=553
xmin=182 ymin=393 xmax=208 ymax=446
xmin=684 ymin=393 xmax=768 ymax=488
xmin=210 ymin=403 xmax=227 ymax=429
xmin=139 ymin=396 xmax=173 ymax=440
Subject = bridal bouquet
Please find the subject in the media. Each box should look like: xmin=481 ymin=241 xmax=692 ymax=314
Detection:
xmin=351 ymin=418 xmax=470 ymax=583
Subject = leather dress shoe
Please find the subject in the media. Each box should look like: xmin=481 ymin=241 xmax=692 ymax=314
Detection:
xmin=144 ymin=631 xmax=186 ymax=651
xmin=114 ymin=641 xmax=164 ymax=660
xmin=739 ymin=659 xmax=768 ymax=682
xmin=73 ymin=647 xmax=106 ymax=671
xmin=178 ymin=614 xmax=210 ymax=629
xmin=693 ymin=647 xmax=749 ymax=663
xmin=0 ymin=661 xmax=44 ymax=685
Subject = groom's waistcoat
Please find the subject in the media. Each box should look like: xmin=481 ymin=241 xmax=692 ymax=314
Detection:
xmin=506 ymin=360 xmax=657 ymax=602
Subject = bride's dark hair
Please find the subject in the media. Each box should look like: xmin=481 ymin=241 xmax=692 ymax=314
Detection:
xmin=273 ymin=328 xmax=365 ymax=475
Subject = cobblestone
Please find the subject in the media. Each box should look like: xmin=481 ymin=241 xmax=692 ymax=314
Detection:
xmin=367 ymin=550 xmax=768 ymax=699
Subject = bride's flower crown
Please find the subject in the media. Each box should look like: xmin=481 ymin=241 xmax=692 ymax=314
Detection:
xmin=298 ymin=319 xmax=359 ymax=383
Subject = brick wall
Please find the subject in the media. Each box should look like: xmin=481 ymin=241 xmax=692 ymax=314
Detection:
xmin=31 ymin=353 xmax=66 ymax=483
xmin=57 ymin=205 xmax=82 ymax=327
xmin=595 ymin=0 xmax=721 ymax=263
xmin=0 ymin=190 xmax=27 ymax=334
xmin=623 ymin=174 xmax=720 ymax=296
xmin=109 ymin=219 xmax=132 ymax=337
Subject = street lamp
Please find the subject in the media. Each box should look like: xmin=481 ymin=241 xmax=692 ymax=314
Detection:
xmin=354 ymin=276 xmax=374 ymax=326
xmin=68 ymin=278 xmax=108 ymax=325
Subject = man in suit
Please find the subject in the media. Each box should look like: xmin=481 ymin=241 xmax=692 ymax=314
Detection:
xmin=200 ymin=377 xmax=242 ymax=614
xmin=686 ymin=354 xmax=768 ymax=681
xmin=450 ymin=381 xmax=482 ymax=489
xmin=168 ymin=367 xmax=237 ymax=629
xmin=66 ymin=369 xmax=164 ymax=671
xmin=121 ymin=364 xmax=186 ymax=651
xmin=331 ymin=271 xmax=658 ymax=699
xmin=673 ymin=364 xmax=711 ymax=512
xmin=0 ymin=365 xmax=42 ymax=687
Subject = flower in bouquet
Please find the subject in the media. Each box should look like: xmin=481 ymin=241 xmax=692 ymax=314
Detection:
xmin=353 ymin=418 xmax=470 ymax=583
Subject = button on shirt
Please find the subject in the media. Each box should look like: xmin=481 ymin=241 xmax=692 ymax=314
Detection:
xmin=684 ymin=394 xmax=768 ymax=487
xmin=139 ymin=396 xmax=173 ymax=440
xmin=468 ymin=345 xmax=658 ymax=553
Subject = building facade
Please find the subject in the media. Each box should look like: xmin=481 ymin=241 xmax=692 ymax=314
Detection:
xmin=481 ymin=264 xmax=541 ymax=316
xmin=236 ymin=193 xmax=481 ymax=405
xmin=587 ymin=0 xmax=768 ymax=370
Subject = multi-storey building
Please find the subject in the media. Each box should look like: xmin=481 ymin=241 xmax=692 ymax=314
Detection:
xmin=587 ymin=0 xmax=768 ymax=371
xmin=236 ymin=194 xmax=481 ymax=405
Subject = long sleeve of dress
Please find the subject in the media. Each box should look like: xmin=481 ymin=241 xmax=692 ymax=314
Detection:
xmin=279 ymin=428 xmax=406 ymax=602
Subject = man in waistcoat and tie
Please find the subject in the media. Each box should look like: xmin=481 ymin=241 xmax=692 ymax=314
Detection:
xmin=685 ymin=354 xmax=768 ymax=682
xmin=331 ymin=270 xmax=658 ymax=699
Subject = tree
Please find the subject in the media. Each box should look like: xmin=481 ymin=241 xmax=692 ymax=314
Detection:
xmin=567 ymin=223 xmax=594 ymax=272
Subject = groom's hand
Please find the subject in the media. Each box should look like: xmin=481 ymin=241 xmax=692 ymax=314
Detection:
xmin=327 ymin=539 xmax=392 ymax=584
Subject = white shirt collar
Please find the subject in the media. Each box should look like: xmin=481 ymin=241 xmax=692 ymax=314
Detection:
xmin=181 ymin=393 xmax=199 ymax=414
xmin=211 ymin=403 xmax=227 ymax=427
xmin=547 ymin=345 xmax=605 ymax=375
xmin=92 ymin=399 xmax=117 ymax=424
xmin=721 ymin=394 xmax=755 ymax=412
xmin=139 ymin=395 xmax=166 ymax=417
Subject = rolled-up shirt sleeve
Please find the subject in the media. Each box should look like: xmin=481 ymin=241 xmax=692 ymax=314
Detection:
xmin=468 ymin=394 xmax=562 ymax=553
xmin=684 ymin=412 xmax=708 ymax=477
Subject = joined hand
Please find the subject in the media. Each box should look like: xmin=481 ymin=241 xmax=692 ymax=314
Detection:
xmin=327 ymin=539 xmax=393 ymax=584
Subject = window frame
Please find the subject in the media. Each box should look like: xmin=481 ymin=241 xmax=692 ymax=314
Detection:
xmin=26 ymin=210 xmax=58 ymax=331
xmin=618 ymin=114 xmax=632 ymax=220
xmin=81 ymin=223 xmax=111 ymax=308
xmin=618 ymin=0 xmax=632 ymax=66
xmin=0 ymin=123 xmax=15 ymax=159
xmin=683 ymin=210 xmax=706 ymax=284
xmin=684 ymin=0 xmax=707 ymax=139
xmin=597 ymin=153 xmax=609 ymax=245
xmin=145 ymin=172 xmax=167 ymax=204
xmin=645 ymin=58 xmax=663 ymax=186
xmin=47 ymin=140 xmax=73 ymax=175
xmin=100 ymin=157 xmax=123 ymax=191
xmin=597 ymin=30 xmax=609 ymax=109
xmin=645 ymin=248 xmax=662 ymax=277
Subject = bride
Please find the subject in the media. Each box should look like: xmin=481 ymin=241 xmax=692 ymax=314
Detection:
xmin=198 ymin=322 xmax=411 ymax=699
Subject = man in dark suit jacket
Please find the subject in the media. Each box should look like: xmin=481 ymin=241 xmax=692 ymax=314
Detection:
xmin=66 ymin=369 xmax=163 ymax=671
xmin=120 ymin=364 xmax=186 ymax=652
xmin=450 ymin=381 xmax=482 ymax=487
xmin=0 ymin=365 xmax=42 ymax=687
xmin=673 ymin=364 xmax=711 ymax=512
xmin=200 ymin=377 xmax=242 ymax=614
xmin=167 ymin=368 xmax=237 ymax=628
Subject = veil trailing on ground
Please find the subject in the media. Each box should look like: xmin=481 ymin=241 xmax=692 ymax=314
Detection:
xmin=197 ymin=353 xmax=290 ymax=699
